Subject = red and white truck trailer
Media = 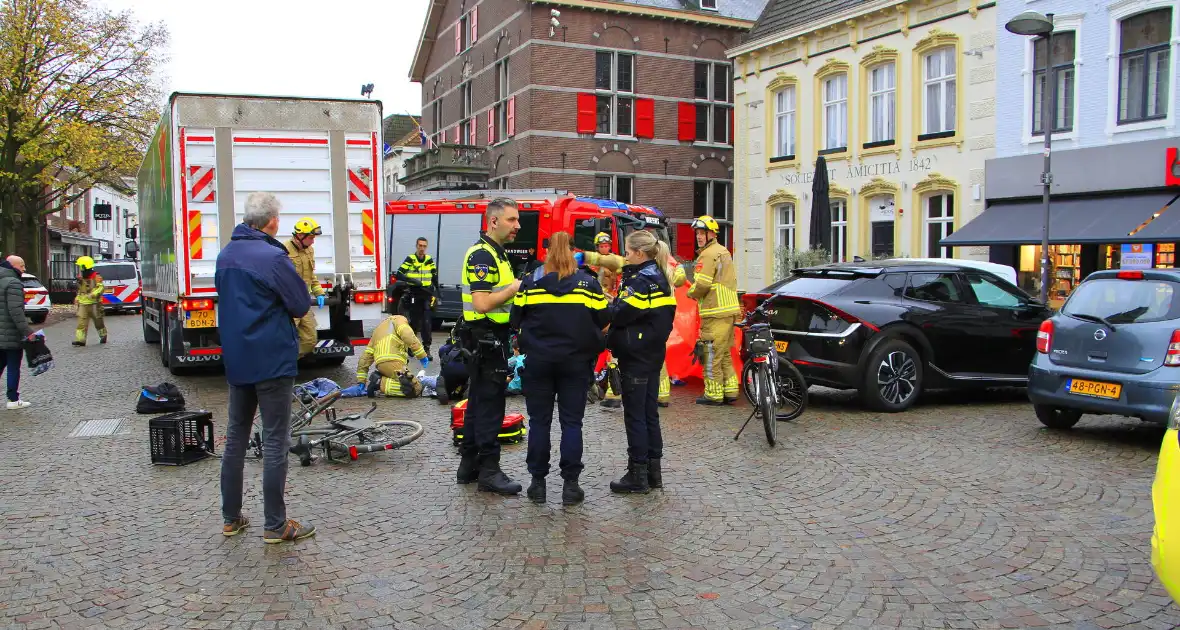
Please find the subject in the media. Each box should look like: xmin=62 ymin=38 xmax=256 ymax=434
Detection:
xmin=136 ymin=93 xmax=387 ymax=374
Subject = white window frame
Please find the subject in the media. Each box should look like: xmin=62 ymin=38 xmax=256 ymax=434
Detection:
xmin=495 ymin=58 xmax=510 ymax=144
xmin=923 ymin=192 xmax=955 ymax=259
xmin=775 ymin=203 xmax=795 ymax=252
xmin=594 ymin=175 xmax=633 ymax=204
xmin=774 ymin=86 xmax=796 ymax=158
xmin=1022 ymin=14 xmax=1083 ymax=146
xmin=868 ymin=63 xmax=896 ymax=144
xmin=922 ymin=47 xmax=957 ymax=135
xmin=1106 ymin=0 xmax=1178 ymax=136
xmin=700 ymin=0 xmax=718 ymax=10
xmin=460 ymin=81 xmax=474 ymax=145
xmin=694 ymin=62 xmax=733 ymax=146
xmin=595 ymin=51 xmax=635 ymax=138
xmin=822 ymin=74 xmax=848 ymax=151
xmin=831 ymin=199 xmax=848 ymax=262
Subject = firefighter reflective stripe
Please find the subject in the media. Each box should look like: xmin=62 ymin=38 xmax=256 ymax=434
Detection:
xmin=461 ymin=242 xmax=514 ymax=324
xmin=699 ymin=285 xmax=740 ymax=317
xmin=513 ymin=288 xmax=608 ymax=309
xmin=400 ymin=255 xmax=436 ymax=286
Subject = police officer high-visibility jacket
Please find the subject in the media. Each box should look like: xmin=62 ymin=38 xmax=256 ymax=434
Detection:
xmin=510 ymin=266 xmax=609 ymax=363
xmin=462 ymin=235 xmax=515 ymax=327
xmin=285 ymin=240 xmax=325 ymax=298
xmin=607 ymin=260 xmax=676 ymax=373
xmin=356 ymin=315 xmax=427 ymax=382
xmin=688 ymin=239 xmax=739 ymax=317
xmin=398 ymin=254 xmax=439 ymax=290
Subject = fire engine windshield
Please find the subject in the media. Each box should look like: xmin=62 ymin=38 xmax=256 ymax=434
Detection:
xmin=617 ymin=215 xmax=670 ymax=252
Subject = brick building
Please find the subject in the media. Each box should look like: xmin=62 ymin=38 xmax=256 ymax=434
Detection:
xmin=408 ymin=0 xmax=768 ymax=252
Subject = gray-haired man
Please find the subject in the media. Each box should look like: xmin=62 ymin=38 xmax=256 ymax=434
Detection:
xmin=216 ymin=192 xmax=317 ymax=543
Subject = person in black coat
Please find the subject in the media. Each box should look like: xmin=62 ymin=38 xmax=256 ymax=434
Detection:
xmin=0 ymin=256 xmax=35 ymax=409
xmin=510 ymin=231 xmax=609 ymax=505
xmin=606 ymin=230 xmax=677 ymax=494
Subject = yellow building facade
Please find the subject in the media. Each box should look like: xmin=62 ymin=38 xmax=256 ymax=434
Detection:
xmin=728 ymin=0 xmax=997 ymax=290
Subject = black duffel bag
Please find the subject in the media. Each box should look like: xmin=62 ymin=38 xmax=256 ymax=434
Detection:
xmin=136 ymin=382 xmax=186 ymax=414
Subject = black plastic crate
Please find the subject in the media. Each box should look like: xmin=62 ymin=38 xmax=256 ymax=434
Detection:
xmin=149 ymin=411 xmax=215 ymax=466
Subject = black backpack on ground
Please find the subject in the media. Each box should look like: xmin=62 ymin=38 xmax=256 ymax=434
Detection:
xmin=137 ymin=382 xmax=186 ymax=414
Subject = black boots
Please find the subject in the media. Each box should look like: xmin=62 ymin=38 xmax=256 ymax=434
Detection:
xmin=695 ymin=396 xmax=727 ymax=406
xmin=562 ymin=477 xmax=584 ymax=505
xmin=456 ymin=453 xmax=478 ymax=484
xmin=527 ymin=476 xmax=546 ymax=503
xmin=610 ymin=461 xmax=650 ymax=494
xmin=477 ymin=454 xmax=522 ymax=495
xmin=435 ymin=375 xmax=450 ymax=405
xmin=367 ymin=372 xmax=381 ymax=398
xmin=527 ymin=475 xmax=583 ymax=505
xmin=648 ymin=458 xmax=662 ymax=489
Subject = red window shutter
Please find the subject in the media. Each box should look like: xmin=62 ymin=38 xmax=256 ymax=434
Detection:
xmin=677 ymin=102 xmax=696 ymax=142
xmin=576 ymin=93 xmax=597 ymax=134
xmin=508 ymin=96 xmax=516 ymax=136
xmin=454 ymin=21 xmax=461 ymax=54
xmin=488 ymin=109 xmax=495 ymax=144
xmin=635 ymin=98 xmax=655 ymax=139
xmin=470 ymin=7 xmax=478 ymax=45
xmin=468 ymin=120 xmax=475 ymax=145
xmin=452 ymin=126 xmax=459 ymax=144
xmin=676 ymin=224 xmax=696 ymax=260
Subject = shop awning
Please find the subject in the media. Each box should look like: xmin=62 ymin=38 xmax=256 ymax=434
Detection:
xmin=47 ymin=227 xmax=101 ymax=247
xmin=941 ymin=192 xmax=1180 ymax=246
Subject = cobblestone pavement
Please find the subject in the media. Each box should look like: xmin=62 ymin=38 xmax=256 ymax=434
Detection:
xmin=2 ymin=313 xmax=1178 ymax=630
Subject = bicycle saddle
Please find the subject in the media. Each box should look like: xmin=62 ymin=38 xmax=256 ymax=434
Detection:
xmin=331 ymin=413 xmax=373 ymax=432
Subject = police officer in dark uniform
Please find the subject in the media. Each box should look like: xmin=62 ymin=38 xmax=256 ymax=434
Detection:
xmin=458 ymin=198 xmax=524 ymax=495
xmin=511 ymin=231 xmax=609 ymax=505
xmin=608 ymin=229 xmax=678 ymax=494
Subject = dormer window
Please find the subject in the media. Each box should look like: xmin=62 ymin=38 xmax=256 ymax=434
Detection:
xmin=701 ymin=0 xmax=718 ymax=10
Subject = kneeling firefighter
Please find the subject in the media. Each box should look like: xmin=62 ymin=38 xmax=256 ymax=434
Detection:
xmin=511 ymin=231 xmax=609 ymax=505
xmin=607 ymin=230 xmax=677 ymax=494
xmin=356 ymin=315 xmax=430 ymax=397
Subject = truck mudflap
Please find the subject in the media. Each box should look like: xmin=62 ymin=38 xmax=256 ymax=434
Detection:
xmin=171 ymin=347 xmax=224 ymax=367
xmin=310 ymin=338 xmax=357 ymax=358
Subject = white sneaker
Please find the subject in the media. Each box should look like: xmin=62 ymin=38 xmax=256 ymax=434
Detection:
xmin=6 ymin=400 xmax=30 ymax=410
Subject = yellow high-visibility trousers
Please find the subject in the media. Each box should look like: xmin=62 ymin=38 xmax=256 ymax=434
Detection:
xmin=75 ymin=304 xmax=106 ymax=344
xmin=700 ymin=315 xmax=738 ymax=402
xmin=295 ymin=311 xmax=318 ymax=357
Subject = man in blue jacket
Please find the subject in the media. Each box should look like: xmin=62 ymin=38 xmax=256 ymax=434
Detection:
xmin=217 ymin=192 xmax=317 ymax=544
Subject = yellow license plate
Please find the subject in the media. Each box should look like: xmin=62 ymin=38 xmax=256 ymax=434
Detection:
xmin=1068 ymin=378 xmax=1121 ymax=399
xmin=184 ymin=309 xmax=217 ymax=329
xmin=774 ymin=340 xmax=789 ymax=353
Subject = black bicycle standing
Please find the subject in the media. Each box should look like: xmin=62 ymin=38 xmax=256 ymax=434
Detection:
xmin=734 ymin=299 xmax=808 ymax=446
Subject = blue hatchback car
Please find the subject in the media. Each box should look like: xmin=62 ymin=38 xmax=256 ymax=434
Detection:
xmin=1028 ymin=268 xmax=1180 ymax=428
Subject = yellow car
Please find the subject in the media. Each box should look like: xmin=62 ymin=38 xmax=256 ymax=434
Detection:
xmin=1152 ymin=395 xmax=1180 ymax=602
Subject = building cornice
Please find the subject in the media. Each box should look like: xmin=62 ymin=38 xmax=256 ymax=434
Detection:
xmin=532 ymin=0 xmax=756 ymax=29
xmin=728 ymin=0 xmax=906 ymax=59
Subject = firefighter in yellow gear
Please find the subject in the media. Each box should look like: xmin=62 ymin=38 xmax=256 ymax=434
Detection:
xmin=687 ymin=216 xmax=740 ymax=405
xmin=285 ymin=218 xmax=325 ymax=358
xmin=356 ymin=315 xmax=429 ymax=397
xmin=586 ymin=233 xmax=624 ymax=407
xmin=72 ymin=256 xmax=107 ymax=346
xmin=585 ymin=242 xmax=688 ymax=407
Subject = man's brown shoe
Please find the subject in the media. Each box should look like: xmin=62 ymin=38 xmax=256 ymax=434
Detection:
xmin=263 ymin=519 xmax=316 ymax=544
xmin=222 ymin=516 xmax=249 ymax=537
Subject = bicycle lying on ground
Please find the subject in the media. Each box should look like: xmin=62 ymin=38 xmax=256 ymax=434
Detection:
xmin=734 ymin=298 xmax=808 ymax=447
xmin=247 ymin=388 xmax=424 ymax=466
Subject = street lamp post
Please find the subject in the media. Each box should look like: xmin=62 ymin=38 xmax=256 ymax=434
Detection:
xmin=1006 ymin=10 xmax=1055 ymax=305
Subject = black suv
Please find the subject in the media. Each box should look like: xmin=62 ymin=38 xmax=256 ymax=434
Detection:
xmin=744 ymin=261 xmax=1051 ymax=412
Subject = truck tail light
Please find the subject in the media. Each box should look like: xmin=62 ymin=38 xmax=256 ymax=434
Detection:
xmin=354 ymin=291 xmax=382 ymax=304
xmin=1166 ymin=330 xmax=1180 ymax=366
xmin=1036 ymin=320 xmax=1054 ymax=354
xmin=182 ymin=298 xmax=214 ymax=311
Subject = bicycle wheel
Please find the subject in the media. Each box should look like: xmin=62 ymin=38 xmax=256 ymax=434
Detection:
xmin=756 ymin=365 xmax=777 ymax=447
xmin=775 ymin=360 xmax=809 ymax=422
xmin=346 ymin=419 xmax=425 ymax=457
xmin=741 ymin=362 xmax=758 ymax=407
